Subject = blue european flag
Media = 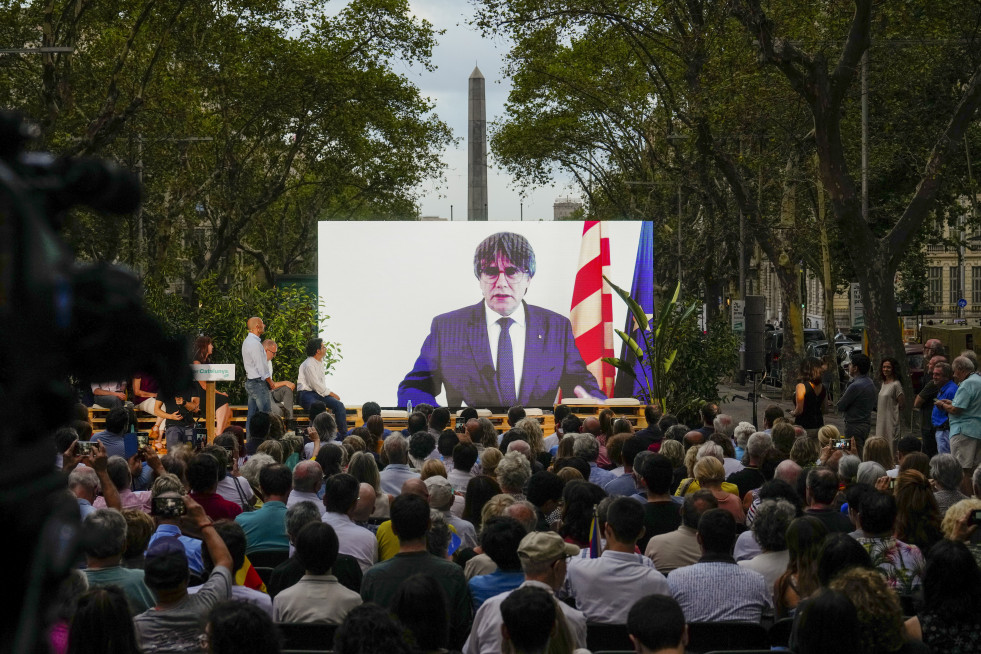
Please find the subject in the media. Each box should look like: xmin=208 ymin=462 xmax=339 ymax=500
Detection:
xmin=613 ymin=221 xmax=655 ymax=399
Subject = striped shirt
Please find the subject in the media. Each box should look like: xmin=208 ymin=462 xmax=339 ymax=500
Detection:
xmin=667 ymin=555 xmax=769 ymax=623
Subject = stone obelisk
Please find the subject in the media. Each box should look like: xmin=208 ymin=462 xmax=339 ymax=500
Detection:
xmin=468 ymin=66 xmax=488 ymax=221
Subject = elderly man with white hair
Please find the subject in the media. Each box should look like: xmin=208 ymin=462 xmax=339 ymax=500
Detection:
xmin=574 ymin=433 xmax=615 ymax=487
xmin=497 ymin=450 xmax=532 ymax=498
xmin=727 ymin=432 xmax=771 ymax=499
xmin=426 ymin=475 xmax=477 ymax=548
xmin=733 ymin=421 xmax=756 ymax=460
xmin=288 ymin=460 xmax=326 ymax=516
xmin=929 ymin=453 xmax=968 ymax=515
xmin=936 ymin=355 xmax=981 ymax=495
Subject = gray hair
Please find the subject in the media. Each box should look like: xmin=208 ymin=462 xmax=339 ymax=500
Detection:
xmin=933 ymin=361 xmax=953 ymax=380
xmin=838 ymin=454 xmax=861 ymax=482
xmin=930 ymin=453 xmax=964 ymax=491
xmin=572 ymin=433 xmax=599 ymax=462
xmin=240 ymin=453 xmax=275 ymax=489
xmin=106 ymin=456 xmax=132 ymax=491
xmin=68 ymin=466 xmax=100 ymax=494
xmin=664 ymin=424 xmax=689 ymax=442
xmin=497 ymin=450 xmax=532 ymax=493
xmin=426 ymin=508 xmax=452 ymax=557
xmin=734 ymin=422 xmax=757 ymax=449
xmin=752 ymin=499 xmax=796 ymax=551
xmin=383 ymin=433 xmax=409 ymax=464
xmin=312 ymin=411 xmax=338 ymax=441
xmin=658 ymin=439 xmax=685 ymax=468
xmin=151 ymin=473 xmax=185 ymax=498
xmin=856 ymin=461 xmax=887 ymax=486
xmin=713 ymin=414 xmax=736 ymax=438
xmin=293 ymin=460 xmax=325 ymax=493
xmin=83 ymin=509 xmax=127 ymax=559
xmin=746 ymin=432 xmax=772 ymax=459
xmin=953 ymin=356 xmax=976 ymax=373
xmin=478 ymin=418 xmax=499 ymax=448
xmin=285 ymin=501 xmax=322 ymax=541
xmin=697 ymin=442 xmax=724 ymax=463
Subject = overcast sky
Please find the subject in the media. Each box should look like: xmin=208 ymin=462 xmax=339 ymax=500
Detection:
xmin=401 ymin=0 xmax=579 ymax=221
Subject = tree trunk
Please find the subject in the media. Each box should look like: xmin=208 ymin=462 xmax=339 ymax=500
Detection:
xmin=775 ymin=262 xmax=804 ymax=400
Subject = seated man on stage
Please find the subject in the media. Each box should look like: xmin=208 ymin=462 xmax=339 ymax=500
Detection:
xmin=296 ymin=338 xmax=348 ymax=433
xmin=91 ymin=380 xmax=127 ymax=410
xmin=398 ymin=231 xmax=605 ymax=408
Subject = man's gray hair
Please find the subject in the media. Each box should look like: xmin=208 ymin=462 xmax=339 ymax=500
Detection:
xmin=383 ymin=433 xmax=409 ymax=464
xmin=572 ymin=433 xmax=599 ymax=462
xmin=632 ymin=450 xmax=654 ymax=479
xmin=933 ymin=361 xmax=953 ymax=379
xmin=151 ymin=473 xmax=185 ymax=498
xmin=838 ymin=454 xmax=861 ymax=482
xmin=734 ymin=422 xmax=757 ymax=449
xmin=68 ymin=466 xmax=100 ymax=494
xmin=83 ymin=509 xmax=127 ymax=559
xmin=285 ymin=501 xmax=322 ymax=540
xmin=953 ymin=356 xmax=976 ymax=373
xmin=497 ymin=450 xmax=532 ymax=493
xmin=856 ymin=461 xmax=887 ymax=486
xmin=713 ymin=414 xmax=735 ymax=438
xmin=312 ymin=412 xmax=338 ymax=440
xmin=664 ymin=424 xmax=689 ymax=442
xmin=752 ymin=499 xmax=796 ymax=552
xmin=746 ymin=432 xmax=772 ymax=459
xmin=293 ymin=460 xmax=325 ymax=493
xmin=930 ymin=453 xmax=964 ymax=491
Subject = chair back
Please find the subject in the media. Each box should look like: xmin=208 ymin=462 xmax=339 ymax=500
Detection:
xmin=686 ymin=622 xmax=768 ymax=653
xmin=768 ymin=616 xmax=794 ymax=648
xmin=278 ymin=622 xmax=338 ymax=652
xmin=585 ymin=623 xmax=631 ymax=651
xmin=248 ymin=549 xmax=290 ymax=568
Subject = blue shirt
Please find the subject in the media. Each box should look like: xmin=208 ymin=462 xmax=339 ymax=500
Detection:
xmin=242 ymin=332 xmax=269 ymax=381
xmin=235 ymin=500 xmax=289 ymax=552
xmin=933 ymin=380 xmax=958 ymax=427
xmin=588 ymin=462 xmax=616 ymax=488
xmin=468 ymin=569 xmax=525 ymax=611
xmin=603 ymin=472 xmax=641 ymax=497
xmin=147 ymin=524 xmax=204 ymax=574
xmin=91 ymin=431 xmax=126 ymax=458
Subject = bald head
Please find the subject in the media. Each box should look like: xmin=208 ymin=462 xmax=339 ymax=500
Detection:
xmin=504 ymin=500 xmax=537 ymax=533
xmin=582 ymin=417 xmax=601 ymax=436
xmin=402 ymin=477 xmax=429 ymax=500
xmin=247 ymin=317 xmax=265 ymax=335
xmin=684 ymin=431 xmax=705 ymax=448
xmin=466 ymin=419 xmax=481 ymax=438
xmin=351 ymin=483 xmax=376 ymax=521
xmin=774 ymin=459 xmax=802 ymax=485
xmin=293 ymin=460 xmax=324 ymax=493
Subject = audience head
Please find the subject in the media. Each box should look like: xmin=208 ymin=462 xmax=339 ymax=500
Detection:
xmin=517 ymin=531 xmax=579 ymax=589
xmin=922 ymin=538 xmax=981 ymax=622
xmin=295 ymin=522 xmax=339 ymax=575
xmin=480 ymin=516 xmax=527 ymax=571
xmin=104 ymin=407 xmax=130 ymax=435
xmin=259 ymin=463 xmax=292 ymax=499
xmin=697 ymin=508 xmax=736 ymax=555
xmin=805 ymin=466 xmax=838 ymax=506
xmin=862 ymin=436 xmax=894 ymax=471
xmin=333 ymin=603 xmax=412 ymax=654
xmin=604 ymin=497 xmax=645 ymax=546
xmin=462 ymin=475 xmax=502 ymax=528
xmin=559 ymin=481 xmax=607 ymax=545
xmin=323 ymin=473 xmax=359 ymax=515
xmin=752 ymin=499 xmax=796 ymax=552
xmin=500 ymin=585 xmax=559 ymax=654
xmin=285 ymin=500 xmax=321 ymax=544
xmin=408 ymin=430 xmax=436 ymax=466
xmin=816 ymin=531 xmax=874 ymax=586
xmin=682 ymin=490 xmax=718 ymax=529
xmin=82 ymin=509 xmax=126 ymax=562
xmin=424 ymin=475 xmax=455 ymax=511
xmin=201 ymin=520 xmax=247 ymax=574
xmin=857 ymin=489 xmax=896 ymax=536
xmin=856 ymin=460 xmax=887 ymax=486
xmin=390 ymin=493 xmax=430 ymax=541
xmin=794 ymin=589 xmax=862 ymax=654
xmin=249 ymin=411 xmax=271 ymax=441
xmin=392 ymin=574 xmax=449 ymax=652
xmin=479 ymin=446 xmax=504 ymax=478
xmin=526 ymin=470 xmax=563 ymax=511
xmin=829 ymin=566 xmax=905 ymax=654
xmin=627 ymin=594 xmax=687 ymax=654
xmin=930 ymin=453 xmax=963 ymax=491
xmin=382 ymin=433 xmax=409 ymax=465
xmin=143 ymin=536 xmax=189 ymax=593
xmin=770 ymin=422 xmax=796 ymax=455
xmin=256 ymin=438 xmax=283 ymax=463
xmin=207 ymin=600 xmax=281 ymax=654
xmin=498 ymin=450 xmax=532 ymax=494
xmin=452 ymin=442 xmax=479 ymax=473
xmin=67 ymin=586 xmax=140 ymax=654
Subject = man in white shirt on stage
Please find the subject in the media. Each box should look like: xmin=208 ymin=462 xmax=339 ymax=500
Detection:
xmin=263 ymin=339 xmax=296 ymax=427
xmin=297 ymin=337 xmax=348 ymax=432
xmin=242 ymin=317 xmax=273 ymax=440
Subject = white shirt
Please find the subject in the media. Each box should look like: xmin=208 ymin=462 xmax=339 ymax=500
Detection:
xmin=297 ymin=356 xmax=331 ymax=396
xmin=464 ymin=580 xmax=586 ymax=654
xmin=565 ymin=550 xmax=670 ymax=624
xmin=242 ymin=333 xmax=269 ymax=380
xmin=216 ymin=475 xmax=254 ymax=509
xmin=723 ymin=458 xmax=745 ymax=477
xmin=92 ymin=380 xmax=125 ymax=393
xmin=738 ymin=550 xmax=790 ymax=606
xmin=321 ymin=511 xmax=377 ymax=573
xmin=288 ymin=490 xmax=326 ymax=516
xmin=189 ymin=584 xmax=272 ymax=617
xmin=447 ymin=468 xmax=473 ymax=494
xmin=485 ymin=301 xmax=526 ymax=397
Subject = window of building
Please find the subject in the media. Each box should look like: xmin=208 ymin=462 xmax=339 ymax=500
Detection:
xmin=973 ymin=267 xmax=981 ymax=304
xmin=950 ymin=266 xmax=962 ymax=304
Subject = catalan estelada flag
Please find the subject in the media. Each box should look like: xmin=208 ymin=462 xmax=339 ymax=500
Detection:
xmin=613 ymin=221 xmax=655 ymax=399
xmin=588 ymin=505 xmax=603 ymax=558
xmin=570 ymin=221 xmax=615 ymax=397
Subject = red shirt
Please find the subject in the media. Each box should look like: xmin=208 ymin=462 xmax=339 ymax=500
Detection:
xmin=190 ymin=491 xmax=243 ymax=521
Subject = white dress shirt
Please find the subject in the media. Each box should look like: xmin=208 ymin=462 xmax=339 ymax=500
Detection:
xmin=242 ymin=333 xmax=269 ymax=380
xmin=296 ymin=356 xmax=331 ymax=396
xmin=565 ymin=550 xmax=671 ymax=624
xmin=464 ymin=579 xmax=586 ymax=654
xmin=321 ymin=511 xmax=377 ymax=573
xmin=485 ymin=302 xmax=526 ymax=397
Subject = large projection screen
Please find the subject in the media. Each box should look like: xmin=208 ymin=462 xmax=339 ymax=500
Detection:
xmin=318 ymin=221 xmax=648 ymax=407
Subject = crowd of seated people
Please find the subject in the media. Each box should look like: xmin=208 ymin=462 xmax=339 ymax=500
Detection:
xmin=50 ymin=394 xmax=981 ymax=654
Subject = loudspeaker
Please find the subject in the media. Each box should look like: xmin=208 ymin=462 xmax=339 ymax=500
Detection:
xmin=744 ymin=295 xmax=766 ymax=371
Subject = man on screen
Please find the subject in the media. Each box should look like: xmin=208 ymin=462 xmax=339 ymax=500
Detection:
xmin=398 ymin=232 xmax=605 ymax=408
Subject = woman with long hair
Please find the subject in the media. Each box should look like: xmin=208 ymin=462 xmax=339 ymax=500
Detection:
xmin=348 ymin=451 xmax=391 ymax=519
xmin=793 ymin=356 xmax=827 ymax=435
xmin=893 ymin=469 xmax=943 ymax=552
xmin=774 ymin=515 xmax=830 ymax=617
xmin=462 ymin=475 xmax=503 ymax=531
xmin=875 ymin=356 xmax=904 ymax=448
xmin=67 ymin=587 xmax=141 ymax=654
xmin=192 ymin=335 xmax=232 ymax=435
xmin=906 ymin=539 xmax=981 ymax=653
xmin=558 ymin=480 xmax=607 ymax=548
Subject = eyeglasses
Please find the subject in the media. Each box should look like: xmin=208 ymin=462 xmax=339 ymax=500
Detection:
xmin=479 ymin=266 xmax=528 ymax=283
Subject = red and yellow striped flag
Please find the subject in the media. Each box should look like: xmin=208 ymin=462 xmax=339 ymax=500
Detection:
xmin=570 ymin=221 xmax=615 ymax=397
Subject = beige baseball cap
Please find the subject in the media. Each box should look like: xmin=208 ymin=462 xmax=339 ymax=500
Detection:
xmin=423 ymin=475 xmax=455 ymax=511
xmin=517 ymin=531 xmax=580 ymax=563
